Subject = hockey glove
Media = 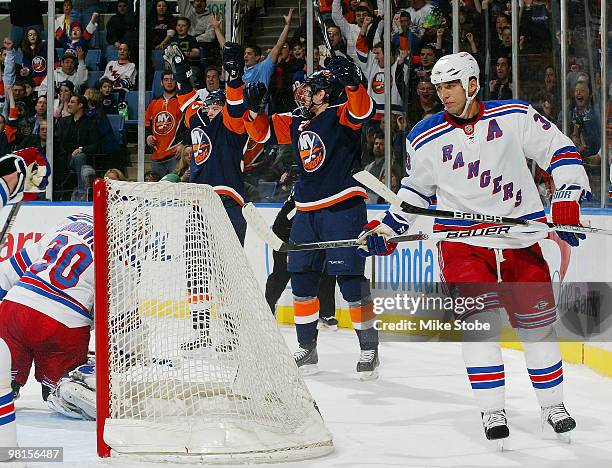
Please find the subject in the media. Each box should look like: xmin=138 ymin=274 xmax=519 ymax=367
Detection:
xmin=222 ymin=42 xmax=245 ymax=80
xmin=243 ymin=82 xmax=269 ymax=114
xmin=326 ymin=56 xmax=364 ymax=87
xmin=551 ymin=184 xmax=590 ymax=246
xmin=357 ymin=211 xmax=410 ymax=257
xmin=16 ymin=147 xmax=49 ymax=194
xmin=163 ymin=44 xmax=192 ymax=83
xmin=0 ymin=154 xmax=27 ymax=204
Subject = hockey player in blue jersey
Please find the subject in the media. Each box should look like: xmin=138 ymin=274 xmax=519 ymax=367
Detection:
xmin=358 ymin=52 xmax=586 ymax=442
xmin=242 ymin=57 xmax=380 ymax=379
xmin=164 ymin=42 xmax=249 ymax=352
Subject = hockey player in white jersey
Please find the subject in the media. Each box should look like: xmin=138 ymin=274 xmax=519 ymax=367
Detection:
xmin=0 ymin=213 xmax=94 ymax=403
xmin=358 ymin=52 xmax=587 ymax=443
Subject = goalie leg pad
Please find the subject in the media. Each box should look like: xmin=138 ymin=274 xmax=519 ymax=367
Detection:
xmin=48 ymin=380 xmax=96 ymax=421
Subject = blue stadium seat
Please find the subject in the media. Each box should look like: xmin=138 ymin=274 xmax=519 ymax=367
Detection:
xmin=151 ymin=70 xmax=164 ymax=98
xmin=107 ymin=114 xmax=125 ymax=145
xmin=152 ymin=49 xmax=165 ymax=70
xmin=124 ymin=91 xmax=153 ymax=125
xmin=85 ymin=49 xmax=101 ymax=70
xmin=85 ymin=70 xmax=104 ymax=89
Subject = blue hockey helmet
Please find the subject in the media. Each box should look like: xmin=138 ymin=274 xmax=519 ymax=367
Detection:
xmin=204 ymin=88 xmax=226 ymax=108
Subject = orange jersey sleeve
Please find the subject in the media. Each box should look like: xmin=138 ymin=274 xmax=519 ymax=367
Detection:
xmin=222 ymin=81 xmax=246 ymax=134
xmin=243 ymin=112 xmax=293 ymax=145
xmin=336 ymin=85 xmax=374 ymax=130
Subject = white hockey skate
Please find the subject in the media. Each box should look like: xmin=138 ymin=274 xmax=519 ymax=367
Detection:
xmin=542 ymin=402 xmax=576 ymax=443
xmin=356 ymin=349 xmax=379 ymax=381
xmin=294 ymin=346 xmax=319 ymax=375
xmin=482 ymin=409 xmax=509 ymax=451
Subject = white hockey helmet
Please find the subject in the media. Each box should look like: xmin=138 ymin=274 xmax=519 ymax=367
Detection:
xmin=431 ymin=52 xmax=480 ymax=117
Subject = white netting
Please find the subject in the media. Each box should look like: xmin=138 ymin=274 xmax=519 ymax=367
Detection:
xmin=97 ymin=180 xmax=333 ymax=462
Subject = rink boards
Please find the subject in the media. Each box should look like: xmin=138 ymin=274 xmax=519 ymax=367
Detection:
xmin=1 ymin=201 xmax=611 ymax=378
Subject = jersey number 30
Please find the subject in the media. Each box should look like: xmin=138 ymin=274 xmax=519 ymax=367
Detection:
xmin=30 ymin=235 xmax=93 ymax=289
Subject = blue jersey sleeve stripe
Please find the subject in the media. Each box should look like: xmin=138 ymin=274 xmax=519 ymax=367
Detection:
xmin=546 ymin=159 xmax=583 ymax=174
xmin=414 ymin=126 xmax=454 ymax=151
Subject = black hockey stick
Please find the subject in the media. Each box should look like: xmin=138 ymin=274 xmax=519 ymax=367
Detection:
xmin=0 ymin=202 xmax=21 ymax=246
xmin=313 ymin=0 xmax=336 ymax=58
xmin=243 ymin=203 xmax=533 ymax=252
xmin=353 ymin=170 xmax=612 ymax=237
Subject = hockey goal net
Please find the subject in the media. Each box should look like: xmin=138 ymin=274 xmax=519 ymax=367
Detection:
xmin=93 ymin=179 xmax=333 ymax=463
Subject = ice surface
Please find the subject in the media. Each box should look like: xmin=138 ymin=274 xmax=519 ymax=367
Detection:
xmin=14 ymin=326 xmax=612 ymax=468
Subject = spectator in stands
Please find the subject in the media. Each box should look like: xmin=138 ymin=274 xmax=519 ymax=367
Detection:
xmin=101 ymin=43 xmax=137 ymax=93
xmin=106 ymin=0 xmax=138 ymax=61
xmin=145 ymin=71 xmax=182 ymax=178
xmin=145 ymin=170 xmax=160 ymax=182
xmin=104 ymin=168 xmax=126 ymax=181
xmin=54 ymin=81 xmax=74 ymax=119
xmin=196 ymin=65 xmax=222 ymax=101
xmin=56 ymin=13 xmax=99 ymax=57
xmin=30 ymin=95 xmax=46 ymax=134
xmin=55 ymin=0 xmax=75 ymax=40
xmin=270 ymin=42 xmax=305 ymax=113
xmin=8 ymin=0 xmax=43 ymax=46
xmin=177 ymin=0 xmax=221 ymax=67
xmin=332 ymin=0 xmax=381 ymax=62
xmin=0 ymin=85 xmax=18 ymax=155
xmin=20 ymin=28 xmax=57 ymax=87
xmin=19 ymin=78 xmax=37 ymax=115
xmin=405 ymin=0 xmax=435 ymax=39
xmin=533 ymin=64 xmax=559 ymax=111
xmin=407 ymin=78 xmax=443 ymax=126
xmin=11 ymin=80 xmax=34 ymax=116
xmin=364 ymin=131 xmax=385 ymax=181
xmin=489 ymin=55 xmax=513 ymax=100
xmin=318 ymin=25 xmax=349 ymax=63
xmin=392 ymin=11 xmax=419 ymax=53
xmin=410 ymin=44 xmax=439 ymax=95
xmin=174 ymin=146 xmax=192 ymax=181
xmin=559 ymin=80 xmax=601 ymax=161
xmin=84 ymin=87 xmax=124 ymax=183
xmin=19 ymin=118 xmax=46 ymax=153
xmin=55 ymin=49 xmax=88 ymax=93
xmin=54 ymin=94 xmax=100 ymax=200
xmin=356 ymin=19 xmax=407 ymax=121
xmin=243 ymin=9 xmax=294 ymax=87
xmin=171 ymin=17 xmax=202 ymax=87
xmin=519 ymin=0 xmax=552 ymax=53
xmin=496 ymin=27 xmax=512 ymax=59
xmin=99 ymin=78 xmax=118 ymax=115
xmin=149 ymin=0 xmax=177 ymax=51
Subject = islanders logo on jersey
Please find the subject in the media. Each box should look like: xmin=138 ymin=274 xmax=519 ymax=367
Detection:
xmin=298 ymin=131 xmax=326 ymax=172
xmin=154 ymin=111 xmax=175 ymax=135
xmin=191 ymin=127 xmax=212 ymax=165
xmin=32 ymin=56 xmax=46 ymax=73
xmin=372 ymin=71 xmax=385 ymax=94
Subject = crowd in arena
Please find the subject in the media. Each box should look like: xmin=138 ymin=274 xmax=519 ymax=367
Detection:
xmin=0 ymin=0 xmax=609 ymax=204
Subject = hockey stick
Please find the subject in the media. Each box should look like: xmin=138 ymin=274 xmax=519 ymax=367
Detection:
xmin=0 ymin=202 xmax=21 ymax=247
xmin=353 ymin=170 xmax=612 ymax=237
xmin=243 ymin=203 xmax=533 ymax=252
xmin=313 ymin=0 xmax=336 ymax=58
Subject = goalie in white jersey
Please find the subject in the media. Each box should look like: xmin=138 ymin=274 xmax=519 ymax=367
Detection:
xmin=358 ymin=52 xmax=589 ymax=443
xmin=0 ymin=213 xmax=93 ymax=403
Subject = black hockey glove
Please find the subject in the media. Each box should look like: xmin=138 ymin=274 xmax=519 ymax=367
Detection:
xmin=222 ymin=42 xmax=245 ymax=80
xmin=163 ymin=44 xmax=192 ymax=84
xmin=243 ymin=82 xmax=269 ymax=114
xmin=326 ymin=56 xmax=364 ymax=87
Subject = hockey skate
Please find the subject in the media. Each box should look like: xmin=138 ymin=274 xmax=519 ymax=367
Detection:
xmin=317 ymin=316 xmax=338 ymax=331
xmin=542 ymin=403 xmax=576 ymax=443
xmin=294 ymin=346 xmax=318 ymax=375
xmin=356 ymin=349 xmax=379 ymax=381
xmin=482 ymin=409 xmax=509 ymax=450
xmin=180 ymin=331 xmax=212 ymax=352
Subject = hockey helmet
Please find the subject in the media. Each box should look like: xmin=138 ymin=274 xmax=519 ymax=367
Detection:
xmin=294 ymin=69 xmax=340 ymax=119
xmin=431 ymin=52 xmax=480 ymax=117
xmin=204 ymin=88 xmax=226 ymax=108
